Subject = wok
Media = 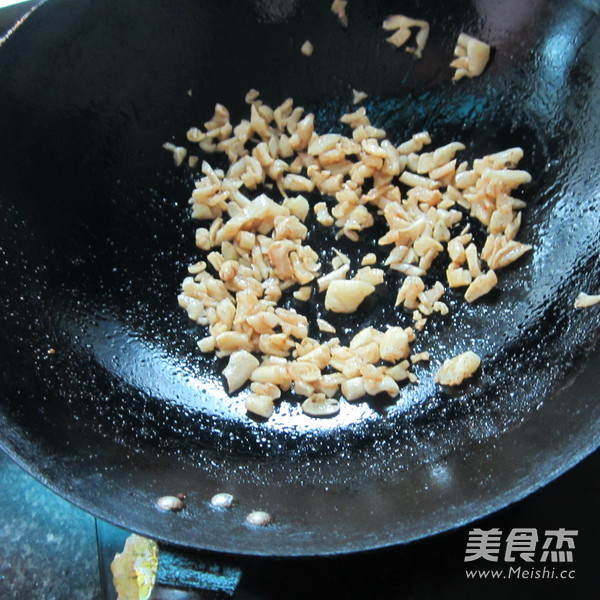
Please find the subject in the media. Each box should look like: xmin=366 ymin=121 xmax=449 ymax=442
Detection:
xmin=0 ymin=0 xmax=598 ymax=556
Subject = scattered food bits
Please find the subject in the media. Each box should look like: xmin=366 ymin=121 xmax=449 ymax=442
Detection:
xmin=396 ymin=277 xmax=425 ymax=310
xmin=382 ymin=14 xmax=429 ymax=58
xmin=325 ymin=280 xmax=375 ymax=313
xmin=464 ymin=270 xmax=498 ymax=303
xmin=341 ymin=376 xmax=366 ymax=401
xmin=317 ymin=318 xmax=337 ymax=333
xmin=246 ymin=510 xmax=273 ymax=527
xmin=197 ymin=336 xmax=216 ymax=353
xmin=435 ymin=351 xmax=481 ymax=386
xmin=354 ymin=266 xmax=384 ymax=286
xmin=47 ymin=348 xmax=56 ymax=355
xmin=331 ymin=0 xmax=348 ymax=27
xmin=314 ymin=202 xmax=334 ymax=226
xmin=245 ymin=395 xmax=275 ymax=419
xmin=301 ymin=40 xmax=314 ymax=56
xmin=223 ymin=350 xmax=260 ymax=393
xmin=410 ymin=351 xmax=430 ymax=364
xmin=293 ymin=286 xmax=312 ymax=302
xmin=187 ymin=261 xmax=206 ymax=274
xmin=318 ymin=265 xmax=349 ymax=292
xmin=186 ymin=127 xmax=205 ymax=143
xmin=210 ymin=493 xmax=237 ymax=509
xmin=385 ymin=365 xmax=407 ymax=383
xmin=333 ymin=249 xmax=351 ymax=266
xmin=379 ymin=326 xmax=410 ymax=362
xmin=450 ymin=33 xmax=491 ymax=81
xmin=352 ymin=89 xmax=368 ymax=104
xmin=162 ymin=142 xmax=187 ymax=166
xmin=414 ymin=317 xmax=427 ymax=331
xmin=447 ymin=266 xmax=473 ymax=288
xmin=156 ymin=495 xmax=185 ymax=512
xmin=433 ymin=301 xmax=449 ymax=316
xmin=173 ymin=91 xmax=532 ymax=420
xmin=574 ymin=292 xmax=600 ymax=308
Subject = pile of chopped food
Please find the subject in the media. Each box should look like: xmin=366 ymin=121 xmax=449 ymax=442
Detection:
xmin=171 ymin=90 xmax=532 ymax=419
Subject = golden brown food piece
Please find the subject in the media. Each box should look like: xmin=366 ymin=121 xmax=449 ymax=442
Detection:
xmin=223 ymin=350 xmax=260 ymax=393
xmin=301 ymin=40 xmax=314 ymax=57
xmin=451 ymin=33 xmax=491 ymax=81
xmin=383 ymin=14 xmax=430 ymax=58
xmin=435 ymin=351 xmax=481 ymax=386
xmin=325 ymin=280 xmax=375 ymax=313
xmin=331 ymin=0 xmax=348 ymax=27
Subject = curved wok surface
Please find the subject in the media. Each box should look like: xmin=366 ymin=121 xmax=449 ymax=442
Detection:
xmin=0 ymin=0 xmax=599 ymax=555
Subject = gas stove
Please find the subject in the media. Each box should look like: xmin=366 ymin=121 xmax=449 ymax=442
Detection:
xmin=0 ymin=447 xmax=597 ymax=599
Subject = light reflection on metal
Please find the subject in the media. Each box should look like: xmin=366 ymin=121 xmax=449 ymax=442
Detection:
xmin=0 ymin=1 xmax=44 ymax=48
xmin=430 ymin=463 xmax=452 ymax=488
xmin=0 ymin=0 xmax=33 ymax=8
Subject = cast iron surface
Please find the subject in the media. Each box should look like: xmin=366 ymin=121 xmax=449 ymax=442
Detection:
xmin=0 ymin=0 xmax=598 ymax=555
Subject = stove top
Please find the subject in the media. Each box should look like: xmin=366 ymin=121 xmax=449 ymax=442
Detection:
xmin=1 ymin=446 xmax=597 ymax=599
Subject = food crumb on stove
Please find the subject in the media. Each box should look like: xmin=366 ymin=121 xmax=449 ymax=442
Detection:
xmin=47 ymin=348 xmax=56 ymax=355
xmin=574 ymin=292 xmax=600 ymax=308
xmin=352 ymin=89 xmax=368 ymax=104
xmin=450 ymin=33 xmax=491 ymax=81
xmin=162 ymin=142 xmax=187 ymax=166
xmin=156 ymin=495 xmax=185 ymax=512
xmin=187 ymin=89 xmax=193 ymax=97
xmin=246 ymin=510 xmax=273 ymax=526
xmin=331 ymin=0 xmax=348 ymax=27
xmin=301 ymin=40 xmax=314 ymax=56
xmin=435 ymin=351 xmax=481 ymax=386
xmin=210 ymin=492 xmax=237 ymax=509
xmin=111 ymin=534 xmax=158 ymax=600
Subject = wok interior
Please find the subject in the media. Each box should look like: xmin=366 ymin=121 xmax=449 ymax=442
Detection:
xmin=0 ymin=0 xmax=598 ymax=554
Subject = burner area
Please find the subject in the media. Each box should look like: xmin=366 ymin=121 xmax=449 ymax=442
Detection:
xmin=0 ymin=448 xmax=597 ymax=599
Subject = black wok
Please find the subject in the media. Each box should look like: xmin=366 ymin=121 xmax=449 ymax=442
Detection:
xmin=0 ymin=0 xmax=598 ymax=556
